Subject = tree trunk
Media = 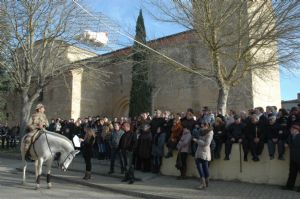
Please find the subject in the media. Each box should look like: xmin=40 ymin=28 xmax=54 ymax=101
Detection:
xmin=217 ymin=86 xmax=230 ymax=115
xmin=19 ymin=93 xmax=33 ymax=137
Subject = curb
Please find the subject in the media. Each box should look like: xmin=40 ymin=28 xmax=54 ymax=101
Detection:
xmin=16 ymin=168 xmax=177 ymax=199
xmin=67 ymin=167 xmax=143 ymax=182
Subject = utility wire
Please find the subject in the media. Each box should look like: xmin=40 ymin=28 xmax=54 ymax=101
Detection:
xmin=72 ymin=0 xmax=214 ymax=82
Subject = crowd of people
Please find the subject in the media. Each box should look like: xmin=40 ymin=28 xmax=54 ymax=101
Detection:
xmin=0 ymin=122 xmax=20 ymax=149
xmin=2 ymin=103 xmax=300 ymax=190
xmin=41 ymin=104 xmax=300 ymax=189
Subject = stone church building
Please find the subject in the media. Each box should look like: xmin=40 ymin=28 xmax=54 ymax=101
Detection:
xmin=6 ymin=29 xmax=281 ymax=123
xmin=5 ymin=0 xmax=282 ymax=123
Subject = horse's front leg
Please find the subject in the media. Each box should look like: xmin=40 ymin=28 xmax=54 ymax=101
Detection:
xmin=35 ymin=158 xmax=43 ymax=190
xmin=34 ymin=160 xmax=38 ymax=179
xmin=22 ymin=156 xmax=27 ymax=185
xmin=46 ymin=159 xmax=53 ymax=189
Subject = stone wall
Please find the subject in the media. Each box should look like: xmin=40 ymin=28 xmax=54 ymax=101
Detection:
xmin=161 ymin=144 xmax=300 ymax=186
xmin=108 ymin=60 xmax=133 ymax=117
xmin=96 ymin=33 xmax=257 ymax=118
xmin=30 ymin=29 xmax=280 ymax=120
xmin=80 ymin=70 xmax=112 ymax=118
xmin=147 ymin=35 xmax=253 ymax=114
xmin=42 ymin=75 xmax=72 ymax=120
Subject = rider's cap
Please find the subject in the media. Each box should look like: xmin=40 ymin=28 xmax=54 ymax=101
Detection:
xmin=35 ymin=103 xmax=44 ymax=110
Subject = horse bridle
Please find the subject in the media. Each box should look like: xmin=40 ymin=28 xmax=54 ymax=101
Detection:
xmin=60 ymin=151 xmax=76 ymax=170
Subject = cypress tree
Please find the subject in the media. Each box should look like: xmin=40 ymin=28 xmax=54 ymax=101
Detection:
xmin=129 ymin=10 xmax=152 ymax=118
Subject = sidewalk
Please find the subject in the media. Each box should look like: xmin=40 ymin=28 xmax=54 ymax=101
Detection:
xmin=1 ymin=151 xmax=299 ymax=199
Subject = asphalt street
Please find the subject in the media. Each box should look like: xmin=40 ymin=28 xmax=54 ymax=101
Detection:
xmin=0 ymin=157 xmax=140 ymax=199
xmin=0 ymin=153 xmax=299 ymax=199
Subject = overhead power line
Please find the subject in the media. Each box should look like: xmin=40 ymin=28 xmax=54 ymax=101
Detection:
xmin=72 ymin=0 xmax=215 ymax=82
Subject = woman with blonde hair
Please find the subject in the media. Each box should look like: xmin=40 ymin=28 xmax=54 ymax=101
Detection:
xmin=80 ymin=127 xmax=96 ymax=180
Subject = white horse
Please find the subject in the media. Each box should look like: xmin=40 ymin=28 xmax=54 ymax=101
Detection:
xmin=20 ymin=130 xmax=79 ymax=189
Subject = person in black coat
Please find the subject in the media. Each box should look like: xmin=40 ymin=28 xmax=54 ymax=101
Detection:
xmin=283 ymin=122 xmax=300 ymax=192
xmin=9 ymin=125 xmax=19 ymax=148
xmin=275 ymin=109 xmax=289 ymax=160
xmin=137 ymin=124 xmax=152 ymax=172
xmin=180 ymin=110 xmax=196 ymax=132
xmin=244 ymin=114 xmax=265 ymax=162
xmin=1 ymin=123 xmax=10 ymax=149
xmin=213 ymin=117 xmax=226 ymax=159
xmin=162 ymin=114 xmax=173 ymax=143
xmin=152 ymin=127 xmax=166 ymax=173
xmin=266 ymin=116 xmax=279 ymax=160
xmin=150 ymin=110 xmax=165 ymax=137
xmin=191 ymin=124 xmax=201 ymax=156
xmin=48 ymin=119 xmax=56 ymax=132
xmin=255 ymin=107 xmax=268 ymax=142
xmin=287 ymin=107 xmax=298 ymax=129
xmin=224 ymin=115 xmax=246 ymax=160
xmin=119 ymin=122 xmax=138 ymax=184
xmin=80 ymin=128 xmax=96 ymax=180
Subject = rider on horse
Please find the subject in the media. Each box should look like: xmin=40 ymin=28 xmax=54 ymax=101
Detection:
xmin=24 ymin=103 xmax=49 ymax=160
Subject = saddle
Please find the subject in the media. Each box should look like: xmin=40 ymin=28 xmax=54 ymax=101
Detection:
xmin=24 ymin=130 xmax=43 ymax=161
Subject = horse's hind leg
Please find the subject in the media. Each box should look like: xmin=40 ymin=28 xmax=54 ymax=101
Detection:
xmin=20 ymin=141 xmax=27 ymax=185
xmin=35 ymin=158 xmax=43 ymax=190
xmin=46 ymin=159 xmax=53 ymax=189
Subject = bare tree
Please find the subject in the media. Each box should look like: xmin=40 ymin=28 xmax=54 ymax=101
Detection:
xmin=144 ymin=0 xmax=300 ymax=114
xmin=0 ymin=0 xmax=111 ymax=135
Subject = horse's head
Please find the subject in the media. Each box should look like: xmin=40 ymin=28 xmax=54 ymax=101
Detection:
xmin=58 ymin=150 xmax=80 ymax=171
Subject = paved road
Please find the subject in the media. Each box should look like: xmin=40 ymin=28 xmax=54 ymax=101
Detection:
xmin=0 ymin=153 xmax=299 ymax=199
xmin=0 ymin=157 xmax=140 ymax=199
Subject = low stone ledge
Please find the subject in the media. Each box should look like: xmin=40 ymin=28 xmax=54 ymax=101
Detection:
xmin=161 ymin=144 xmax=300 ymax=186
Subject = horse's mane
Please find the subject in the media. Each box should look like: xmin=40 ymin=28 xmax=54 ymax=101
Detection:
xmin=42 ymin=130 xmax=74 ymax=147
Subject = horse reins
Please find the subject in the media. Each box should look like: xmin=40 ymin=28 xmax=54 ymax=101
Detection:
xmin=44 ymin=131 xmax=54 ymax=157
xmin=27 ymin=130 xmax=54 ymax=161
xmin=44 ymin=131 xmax=62 ymax=167
xmin=61 ymin=152 xmax=76 ymax=169
xmin=44 ymin=131 xmax=75 ymax=168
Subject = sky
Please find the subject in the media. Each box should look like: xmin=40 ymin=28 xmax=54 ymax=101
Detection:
xmin=80 ymin=0 xmax=300 ymax=101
